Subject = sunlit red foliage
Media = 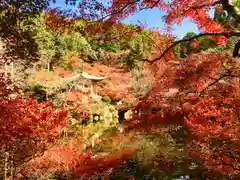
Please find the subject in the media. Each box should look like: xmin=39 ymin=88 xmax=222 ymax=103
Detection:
xmin=184 ymin=76 xmax=240 ymax=176
xmin=0 ymin=98 xmax=68 ymax=169
xmin=185 ymin=96 xmax=240 ymax=175
xmin=143 ymin=52 xmax=231 ymax=99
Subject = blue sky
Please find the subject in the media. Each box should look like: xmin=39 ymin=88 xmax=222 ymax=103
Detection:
xmin=121 ymin=8 xmax=200 ymax=39
xmin=49 ymin=0 xmax=216 ymax=39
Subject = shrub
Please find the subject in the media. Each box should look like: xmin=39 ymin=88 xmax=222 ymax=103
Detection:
xmin=56 ymin=32 xmax=96 ymax=60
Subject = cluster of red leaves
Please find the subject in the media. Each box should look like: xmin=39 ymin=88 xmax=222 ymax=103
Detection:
xmin=144 ymin=52 xmax=229 ymax=101
xmin=45 ymin=8 xmax=75 ymax=34
xmin=0 ymin=98 xmax=68 ymax=168
xmin=172 ymin=52 xmax=224 ymax=91
xmin=185 ymin=96 xmax=240 ymax=175
xmin=185 ymin=97 xmax=236 ymax=139
xmin=75 ymin=0 xmax=222 ymax=30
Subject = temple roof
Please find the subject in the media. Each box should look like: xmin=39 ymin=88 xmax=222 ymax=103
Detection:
xmin=81 ymin=71 xmax=107 ymax=81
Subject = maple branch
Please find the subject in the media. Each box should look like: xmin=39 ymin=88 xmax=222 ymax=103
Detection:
xmin=199 ymin=73 xmax=236 ymax=96
xmin=145 ymin=31 xmax=240 ymax=64
xmin=101 ymin=0 xmax=161 ymax=20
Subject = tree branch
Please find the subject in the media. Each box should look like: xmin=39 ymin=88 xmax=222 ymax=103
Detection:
xmin=199 ymin=74 xmax=236 ymax=96
xmin=145 ymin=31 xmax=240 ymax=64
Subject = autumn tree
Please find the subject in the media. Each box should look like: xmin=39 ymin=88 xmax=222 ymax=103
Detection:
xmin=0 ymin=72 xmax=69 ymax=178
xmin=0 ymin=97 xmax=69 ymax=178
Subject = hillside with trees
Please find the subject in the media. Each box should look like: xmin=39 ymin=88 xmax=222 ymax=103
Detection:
xmin=0 ymin=0 xmax=240 ymax=179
